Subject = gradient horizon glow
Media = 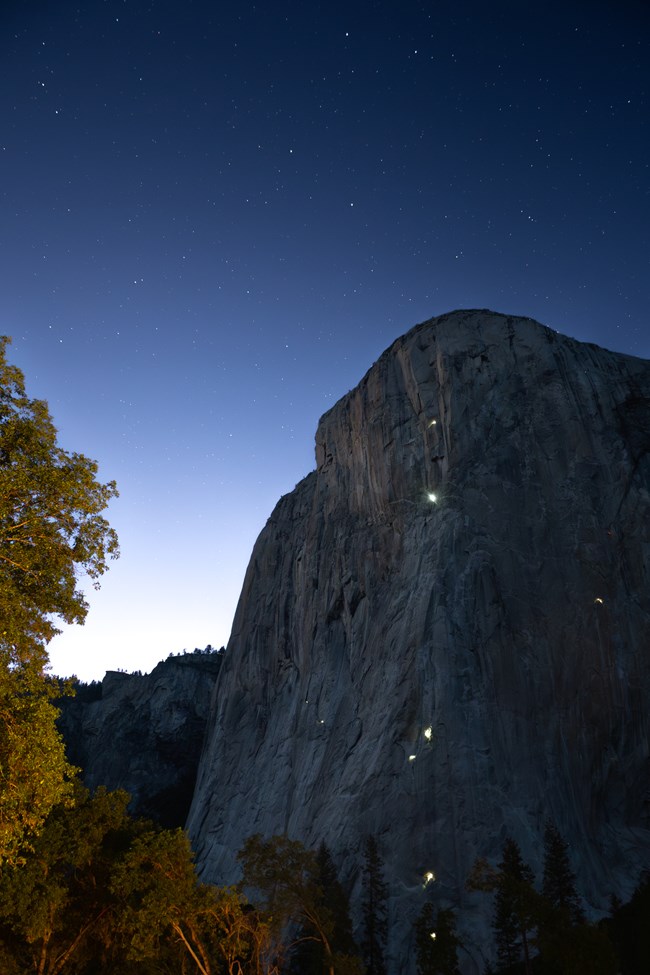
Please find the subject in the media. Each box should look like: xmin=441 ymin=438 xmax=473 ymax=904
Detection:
xmin=1 ymin=0 xmax=648 ymax=680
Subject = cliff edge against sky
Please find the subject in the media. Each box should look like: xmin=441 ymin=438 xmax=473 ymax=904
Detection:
xmin=187 ymin=309 xmax=650 ymax=971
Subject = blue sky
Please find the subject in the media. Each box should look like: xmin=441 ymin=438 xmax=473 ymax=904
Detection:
xmin=1 ymin=0 xmax=648 ymax=680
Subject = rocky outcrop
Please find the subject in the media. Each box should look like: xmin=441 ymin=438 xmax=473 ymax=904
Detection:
xmin=187 ymin=310 xmax=650 ymax=971
xmin=58 ymin=651 xmax=222 ymax=827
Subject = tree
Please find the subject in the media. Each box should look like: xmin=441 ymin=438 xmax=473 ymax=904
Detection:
xmin=414 ymin=904 xmax=460 ymax=975
xmin=208 ymin=887 xmax=280 ymax=975
xmin=493 ymin=839 xmax=536 ymax=974
xmin=541 ymin=822 xmax=584 ymax=925
xmin=0 ymin=784 xmax=134 ymax=975
xmin=0 ymin=335 xmax=119 ymax=862
xmin=111 ymin=827 xmax=218 ymax=974
xmin=536 ymin=821 xmax=591 ymax=972
xmin=0 ymin=336 xmax=119 ymax=665
xmin=361 ymin=835 xmax=388 ymax=975
xmin=0 ymin=784 xmax=279 ymax=975
xmin=0 ymin=665 xmax=74 ymax=867
xmin=468 ymin=840 xmax=537 ymax=974
xmin=238 ymin=834 xmax=339 ymax=975
xmin=290 ymin=842 xmax=361 ymax=975
xmin=113 ymin=827 xmax=280 ymax=975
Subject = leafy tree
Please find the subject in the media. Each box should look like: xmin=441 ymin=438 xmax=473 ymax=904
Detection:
xmin=291 ymin=842 xmax=360 ymax=975
xmin=0 ymin=666 xmax=75 ymax=867
xmin=0 ymin=336 xmax=119 ymax=862
xmin=0 ymin=785 xmax=280 ymax=975
xmin=0 ymin=784 xmax=134 ymax=975
xmin=208 ymin=887 xmax=280 ymax=975
xmin=414 ymin=904 xmax=460 ymax=975
xmin=238 ymin=834 xmax=339 ymax=975
xmin=0 ymin=335 xmax=119 ymax=665
xmin=361 ymin=835 xmax=388 ymax=975
xmin=111 ymin=827 xmax=217 ymax=974
xmin=113 ymin=825 xmax=280 ymax=975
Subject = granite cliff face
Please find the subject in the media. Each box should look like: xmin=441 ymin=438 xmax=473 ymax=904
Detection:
xmin=58 ymin=651 xmax=221 ymax=826
xmin=187 ymin=310 xmax=650 ymax=970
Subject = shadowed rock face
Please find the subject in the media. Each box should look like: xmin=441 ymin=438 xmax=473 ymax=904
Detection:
xmin=187 ymin=310 xmax=650 ymax=971
xmin=58 ymin=652 xmax=222 ymax=827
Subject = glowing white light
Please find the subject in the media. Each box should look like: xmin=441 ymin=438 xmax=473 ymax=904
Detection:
xmin=320 ymin=719 xmax=325 ymax=724
xmin=424 ymin=726 xmax=432 ymax=740
xmin=408 ymin=754 xmax=416 ymax=762
xmin=430 ymin=931 xmax=437 ymax=940
xmin=427 ymin=492 xmax=438 ymax=503
xmin=423 ymin=870 xmax=435 ymax=886
xmin=594 ymin=597 xmax=604 ymax=604
xmin=428 ymin=419 xmax=437 ymax=427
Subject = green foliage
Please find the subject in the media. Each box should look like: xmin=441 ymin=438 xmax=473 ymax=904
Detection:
xmin=0 ymin=786 xmax=280 ymax=975
xmin=238 ymin=834 xmax=359 ymax=975
xmin=290 ymin=842 xmax=361 ymax=975
xmin=0 ymin=336 xmax=119 ymax=665
xmin=0 ymin=783 xmax=134 ymax=974
xmin=110 ymin=827 xmax=213 ymax=969
xmin=113 ymin=827 xmax=282 ymax=975
xmin=414 ymin=904 xmax=460 ymax=975
xmin=315 ymin=842 xmax=358 ymax=961
xmin=0 ymin=666 xmax=75 ymax=866
xmin=0 ymin=335 xmax=119 ymax=862
xmin=361 ymin=835 xmax=388 ymax=975
xmin=238 ymin=833 xmax=320 ymax=929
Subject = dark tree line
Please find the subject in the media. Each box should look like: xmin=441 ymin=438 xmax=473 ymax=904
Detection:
xmin=2 ymin=784 xmax=648 ymax=975
xmin=468 ymin=822 xmax=642 ymax=975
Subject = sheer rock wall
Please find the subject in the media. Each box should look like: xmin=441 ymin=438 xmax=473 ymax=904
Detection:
xmin=58 ymin=653 xmax=221 ymax=827
xmin=188 ymin=310 xmax=650 ymax=971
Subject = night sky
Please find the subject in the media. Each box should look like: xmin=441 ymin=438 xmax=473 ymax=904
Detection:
xmin=2 ymin=0 xmax=648 ymax=681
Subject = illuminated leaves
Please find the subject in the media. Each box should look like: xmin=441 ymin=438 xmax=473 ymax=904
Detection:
xmin=0 ymin=668 xmax=74 ymax=866
xmin=0 ymin=335 xmax=119 ymax=862
xmin=0 ymin=336 xmax=119 ymax=668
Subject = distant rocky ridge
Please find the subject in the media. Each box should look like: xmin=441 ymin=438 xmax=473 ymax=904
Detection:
xmin=185 ymin=310 xmax=650 ymax=973
xmin=57 ymin=649 xmax=222 ymax=827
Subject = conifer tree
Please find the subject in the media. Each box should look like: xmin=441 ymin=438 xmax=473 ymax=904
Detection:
xmin=361 ymin=835 xmax=388 ymax=975
xmin=493 ymin=838 xmax=536 ymax=974
xmin=316 ymin=842 xmax=358 ymax=961
xmin=541 ymin=821 xmax=584 ymax=924
xmin=414 ymin=903 xmax=460 ymax=975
